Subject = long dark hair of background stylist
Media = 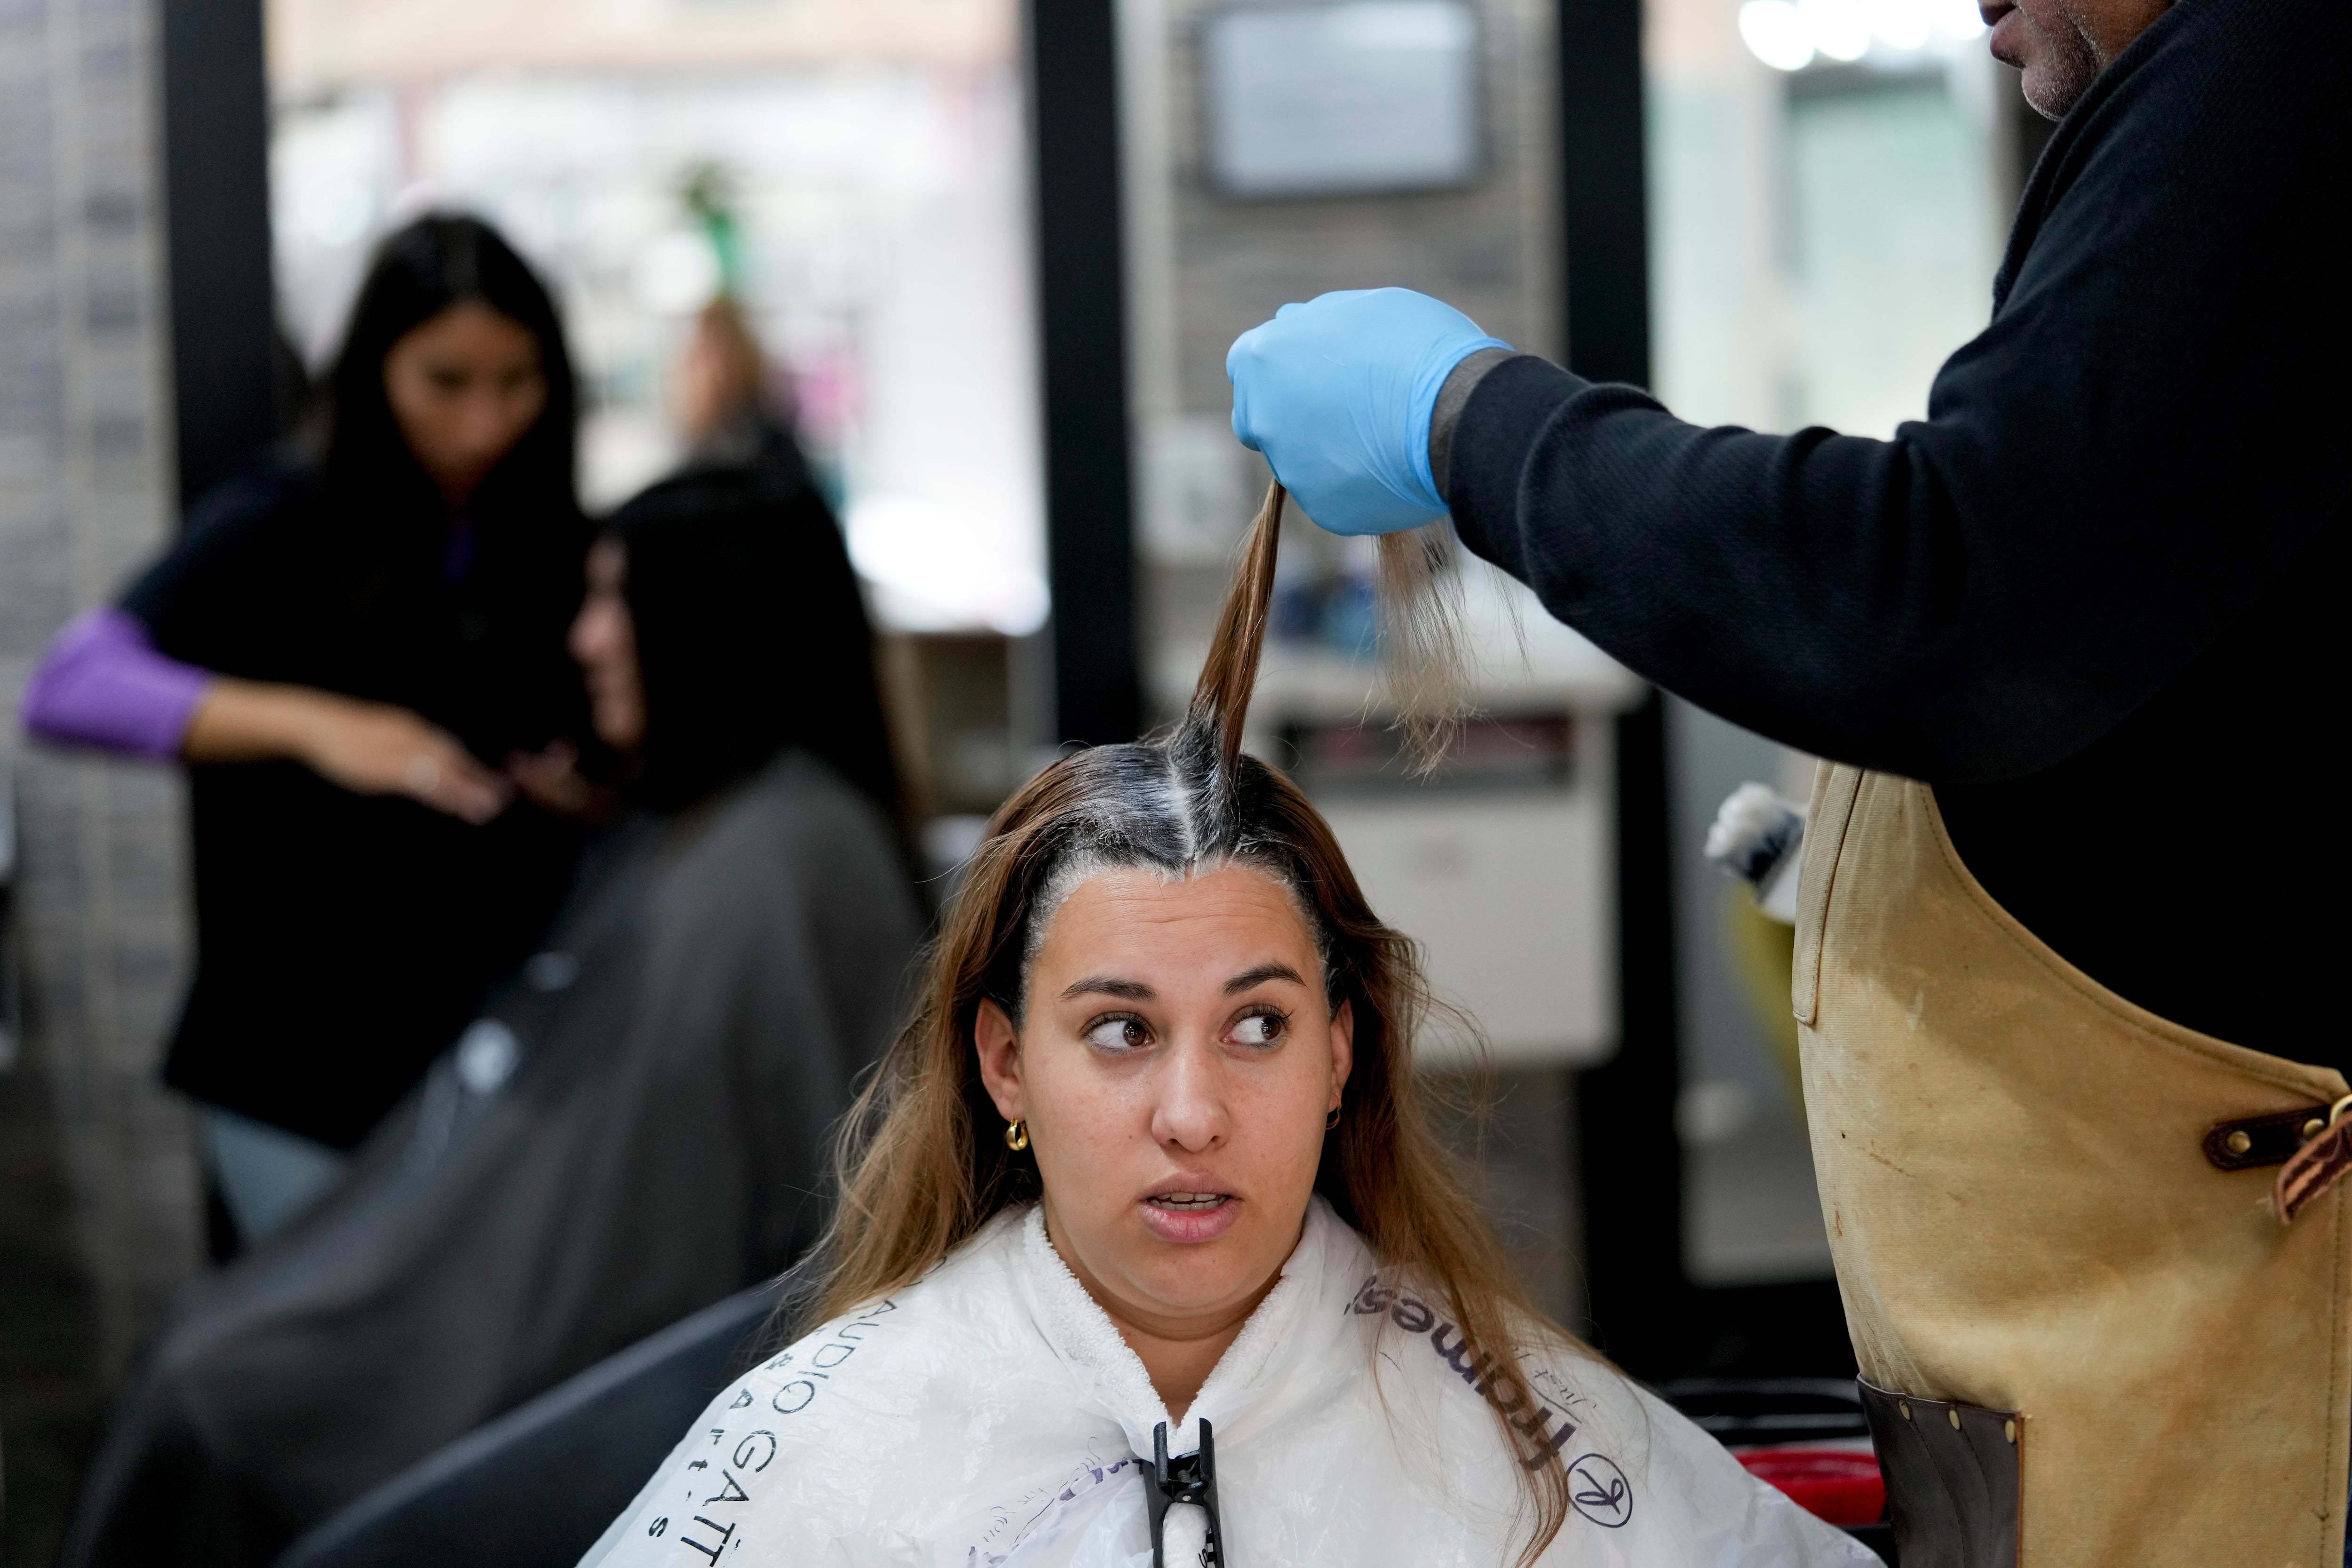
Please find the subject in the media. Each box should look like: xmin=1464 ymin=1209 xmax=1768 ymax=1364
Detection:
xmin=127 ymin=215 xmax=591 ymax=1176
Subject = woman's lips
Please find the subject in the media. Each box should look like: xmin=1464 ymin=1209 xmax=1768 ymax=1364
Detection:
xmin=1139 ymin=1192 xmax=1240 ymax=1244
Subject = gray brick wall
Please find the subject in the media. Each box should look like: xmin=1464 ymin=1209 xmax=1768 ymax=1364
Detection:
xmin=1 ymin=0 xmax=198 ymax=1554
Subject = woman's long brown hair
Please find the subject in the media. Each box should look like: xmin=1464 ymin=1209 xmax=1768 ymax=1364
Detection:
xmin=811 ymin=485 xmax=1577 ymax=1562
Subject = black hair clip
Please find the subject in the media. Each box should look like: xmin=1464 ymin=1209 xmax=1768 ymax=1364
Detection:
xmin=1145 ymin=1419 xmax=1224 ymax=1568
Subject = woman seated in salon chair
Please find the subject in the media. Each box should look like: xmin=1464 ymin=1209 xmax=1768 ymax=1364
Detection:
xmin=583 ymin=491 xmax=1874 ymax=1568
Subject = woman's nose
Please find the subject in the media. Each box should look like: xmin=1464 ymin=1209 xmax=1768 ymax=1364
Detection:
xmin=463 ymin=395 xmax=517 ymax=453
xmin=1150 ymin=1041 xmax=1229 ymax=1152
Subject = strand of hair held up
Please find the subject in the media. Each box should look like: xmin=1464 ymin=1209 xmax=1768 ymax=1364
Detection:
xmin=1191 ymin=480 xmax=1472 ymax=779
xmin=1187 ymin=480 xmax=1286 ymax=777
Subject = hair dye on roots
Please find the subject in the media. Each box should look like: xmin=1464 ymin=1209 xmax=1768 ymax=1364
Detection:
xmin=812 ymin=486 xmax=1580 ymax=1563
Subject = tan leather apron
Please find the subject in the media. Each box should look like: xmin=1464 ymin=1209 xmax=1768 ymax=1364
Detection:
xmin=1795 ymin=764 xmax=2352 ymax=1567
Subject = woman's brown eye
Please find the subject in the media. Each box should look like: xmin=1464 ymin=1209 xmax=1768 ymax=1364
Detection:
xmin=1082 ymin=1017 xmax=1149 ymax=1051
xmin=1229 ymin=1013 xmax=1285 ymax=1046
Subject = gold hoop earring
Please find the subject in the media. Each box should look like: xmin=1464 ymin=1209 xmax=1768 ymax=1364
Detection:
xmin=1325 ymin=1106 xmax=1342 ymax=1131
xmin=1004 ymin=1118 xmax=1030 ymax=1152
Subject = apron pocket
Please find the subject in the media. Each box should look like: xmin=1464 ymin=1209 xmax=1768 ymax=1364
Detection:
xmin=1858 ymin=1377 xmax=2021 ymax=1568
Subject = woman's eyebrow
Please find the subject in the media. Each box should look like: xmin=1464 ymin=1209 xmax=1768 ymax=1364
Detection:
xmin=1060 ymin=976 xmax=1154 ymax=1001
xmin=1224 ymin=963 xmax=1305 ymax=994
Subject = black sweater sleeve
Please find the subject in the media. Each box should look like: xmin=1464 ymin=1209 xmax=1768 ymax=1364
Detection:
xmin=1447 ymin=0 xmax=2349 ymax=785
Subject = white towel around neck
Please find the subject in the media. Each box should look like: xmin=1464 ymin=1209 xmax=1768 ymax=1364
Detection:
xmin=581 ymin=1198 xmax=1877 ymax=1568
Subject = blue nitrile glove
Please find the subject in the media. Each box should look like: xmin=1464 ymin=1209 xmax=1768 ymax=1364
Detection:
xmin=1226 ymin=287 xmax=1510 ymax=536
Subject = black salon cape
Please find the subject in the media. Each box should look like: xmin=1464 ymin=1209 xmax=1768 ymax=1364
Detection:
xmin=123 ymin=457 xmax=590 ymax=1146
xmin=1446 ymin=0 xmax=2348 ymax=1058
xmin=61 ymin=753 xmax=922 ymax=1568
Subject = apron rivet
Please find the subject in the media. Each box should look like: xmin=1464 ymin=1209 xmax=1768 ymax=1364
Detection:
xmin=2227 ymin=1130 xmax=2254 ymax=1155
xmin=2004 ymin=1419 xmax=2017 ymax=1444
xmin=2304 ymin=1118 xmax=2326 ymax=1140
xmin=1899 ymin=1401 xmax=1912 ymax=1421
xmin=1947 ymin=1408 xmax=1962 ymax=1430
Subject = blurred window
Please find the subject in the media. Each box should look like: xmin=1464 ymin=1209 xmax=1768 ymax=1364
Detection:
xmin=1645 ymin=0 xmax=2001 ymax=1285
xmin=267 ymin=0 xmax=1047 ymax=636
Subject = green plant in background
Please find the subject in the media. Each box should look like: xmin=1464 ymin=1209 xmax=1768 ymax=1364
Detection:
xmin=680 ymin=159 xmax=743 ymax=299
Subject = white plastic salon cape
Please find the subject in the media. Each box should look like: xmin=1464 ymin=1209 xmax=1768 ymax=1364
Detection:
xmin=582 ymin=1199 xmax=1876 ymax=1568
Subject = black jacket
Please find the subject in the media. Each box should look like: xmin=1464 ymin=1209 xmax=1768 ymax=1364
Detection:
xmin=125 ymin=457 xmax=589 ymax=1146
xmin=1446 ymin=0 xmax=2347 ymax=1057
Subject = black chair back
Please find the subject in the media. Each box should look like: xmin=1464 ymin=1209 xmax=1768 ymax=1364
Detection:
xmin=276 ymin=1282 xmax=784 ymax=1568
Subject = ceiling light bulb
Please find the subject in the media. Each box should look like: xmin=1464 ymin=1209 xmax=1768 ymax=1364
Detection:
xmin=1933 ymin=0 xmax=1987 ymax=37
xmin=1738 ymin=0 xmax=1816 ymax=71
xmin=1869 ymin=0 xmax=1931 ymax=48
xmin=1798 ymin=0 xmax=1872 ymax=60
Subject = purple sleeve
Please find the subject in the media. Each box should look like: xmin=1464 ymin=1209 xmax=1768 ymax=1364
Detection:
xmin=20 ymin=606 xmax=214 ymax=760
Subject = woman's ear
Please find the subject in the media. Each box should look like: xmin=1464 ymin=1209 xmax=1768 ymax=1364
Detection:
xmin=1327 ymin=997 xmax=1355 ymax=1109
xmin=973 ymin=998 xmax=1025 ymax=1122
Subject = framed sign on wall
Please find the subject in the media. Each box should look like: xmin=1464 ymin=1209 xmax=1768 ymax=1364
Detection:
xmin=1201 ymin=1 xmax=1482 ymax=198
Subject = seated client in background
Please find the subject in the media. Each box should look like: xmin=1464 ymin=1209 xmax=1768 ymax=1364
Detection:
xmin=61 ymin=468 xmax=923 ymax=1568
xmin=583 ymin=490 xmax=1872 ymax=1567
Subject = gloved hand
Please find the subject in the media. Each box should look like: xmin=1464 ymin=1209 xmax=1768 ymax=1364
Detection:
xmin=1227 ymin=288 xmax=1510 ymax=536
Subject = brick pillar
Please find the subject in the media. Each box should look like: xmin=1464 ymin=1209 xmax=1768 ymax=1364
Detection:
xmin=0 ymin=0 xmax=199 ymax=1554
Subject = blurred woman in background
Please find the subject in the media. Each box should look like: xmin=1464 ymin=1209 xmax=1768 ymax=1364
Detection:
xmin=62 ymin=467 xmax=922 ymax=1568
xmin=20 ymin=215 xmax=593 ymax=1248
xmin=671 ymin=295 xmax=817 ymax=492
